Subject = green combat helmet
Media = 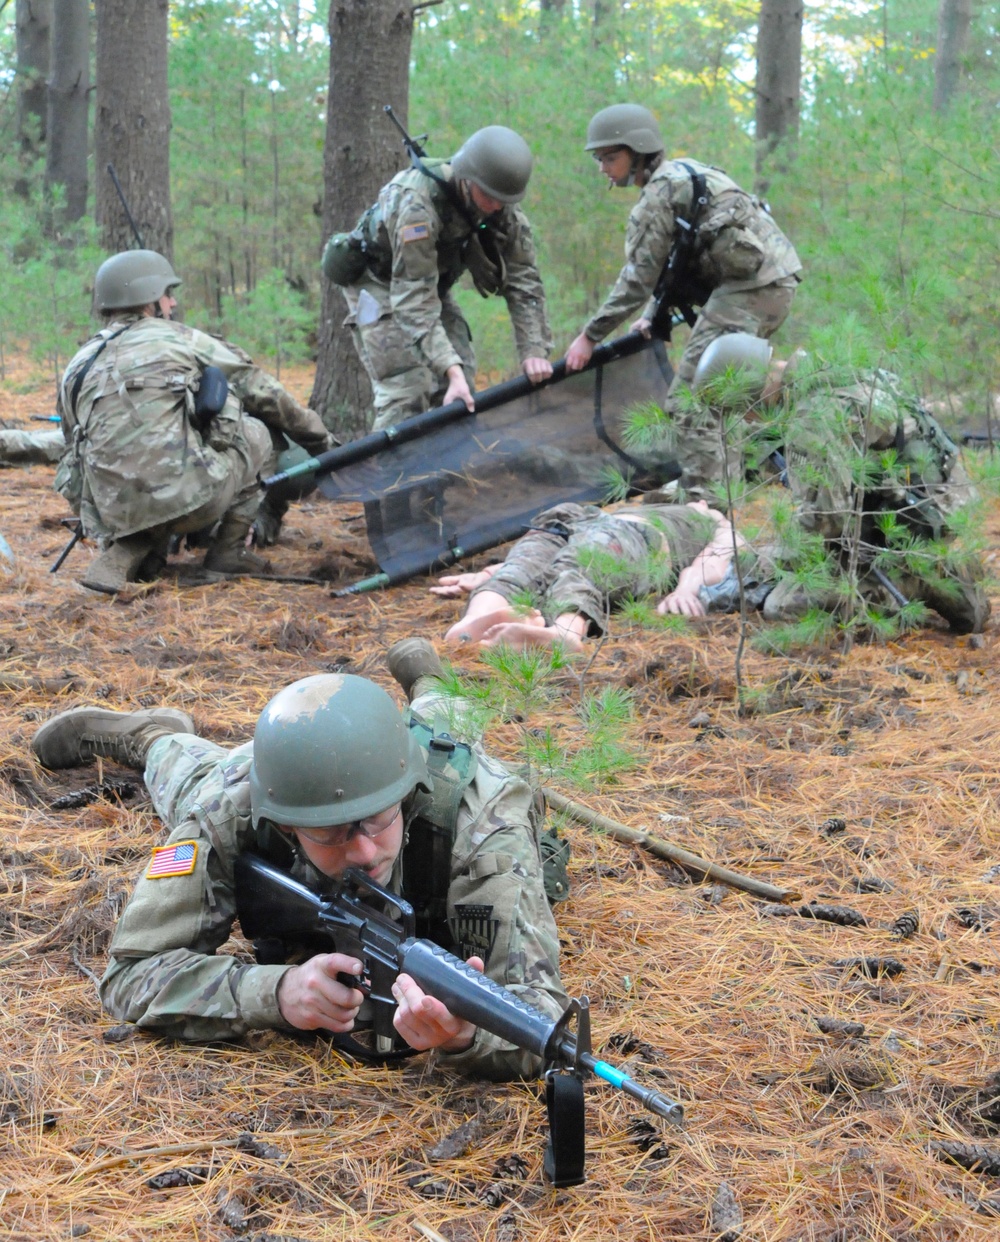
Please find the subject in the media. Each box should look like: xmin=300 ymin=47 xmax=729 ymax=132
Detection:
xmin=692 ymin=333 xmax=772 ymax=396
xmin=451 ymin=126 xmax=534 ymax=204
xmin=584 ymin=104 xmax=663 ymax=155
xmin=94 ymin=249 xmax=181 ymax=311
xmin=249 ymin=674 xmax=430 ymax=829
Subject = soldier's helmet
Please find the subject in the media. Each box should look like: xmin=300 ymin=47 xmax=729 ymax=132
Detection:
xmin=249 ymin=674 xmax=429 ymax=830
xmin=94 ymin=250 xmax=181 ymax=311
xmin=451 ymin=126 xmax=534 ymax=204
xmin=584 ymin=104 xmax=663 ymax=155
xmin=692 ymin=333 xmax=772 ymax=396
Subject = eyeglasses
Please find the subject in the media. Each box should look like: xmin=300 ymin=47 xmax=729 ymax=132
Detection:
xmin=593 ymin=147 xmax=627 ymax=167
xmin=288 ymin=803 xmax=402 ymax=847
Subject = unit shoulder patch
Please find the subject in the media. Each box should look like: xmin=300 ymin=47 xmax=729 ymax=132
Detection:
xmin=146 ymin=840 xmax=199 ymax=879
xmin=401 ymin=222 xmax=431 ymax=244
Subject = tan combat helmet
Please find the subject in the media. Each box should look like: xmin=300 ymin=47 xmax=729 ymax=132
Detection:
xmin=94 ymin=249 xmax=181 ymax=312
xmin=451 ymin=126 xmax=534 ymax=204
xmin=692 ymin=333 xmax=773 ymax=396
xmin=584 ymin=104 xmax=664 ymax=155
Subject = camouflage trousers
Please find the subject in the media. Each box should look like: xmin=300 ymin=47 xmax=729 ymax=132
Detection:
xmin=665 ymin=277 xmax=798 ymax=505
xmin=470 ymin=503 xmax=665 ymax=635
xmin=343 ymin=279 xmax=476 ymax=432
xmin=0 ymin=427 xmax=64 ymax=466
xmin=762 ymin=560 xmax=990 ymax=635
xmin=144 ymin=733 xmax=251 ymax=832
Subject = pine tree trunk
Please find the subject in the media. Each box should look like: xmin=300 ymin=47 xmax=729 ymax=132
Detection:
xmin=933 ymin=0 xmax=972 ymax=112
xmin=310 ymin=0 xmax=414 ymax=438
xmin=45 ymin=0 xmax=90 ymax=227
xmin=94 ymin=0 xmax=173 ymax=258
xmin=754 ymin=0 xmax=802 ymax=195
xmin=15 ymin=0 xmax=51 ymax=157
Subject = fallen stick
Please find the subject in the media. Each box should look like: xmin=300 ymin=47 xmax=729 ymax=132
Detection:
xmin=544 ymin=787 xmax=802 ymax=904
xmin=59 ymin=1126 xmax=329 ymax=1181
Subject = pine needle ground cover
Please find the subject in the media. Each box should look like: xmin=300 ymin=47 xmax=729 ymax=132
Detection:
xmin=2 ymin=364 xmax=1000 ymax=1241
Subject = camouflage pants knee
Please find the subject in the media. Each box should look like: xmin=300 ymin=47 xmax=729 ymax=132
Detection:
xmin=343 ymin=281 xmax=476 ymax=431
xmin=144 ymin=734 xmax=238 ymax=829
xmin=665 ymin=278 xmax=798 ymax=504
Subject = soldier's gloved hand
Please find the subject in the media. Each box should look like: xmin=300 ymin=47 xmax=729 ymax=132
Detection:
xmin=565 ymin=332 xmax=595 ymax=373
xmin=522 ymin=357 xmax=553 ymax=385
xmin=391 ymin=956 xmax=485 ymax=1053
xmin=277 ymin=953 xmax=365 ymax=1032
xmin=444 ymin=365 xmax=475 ymax=412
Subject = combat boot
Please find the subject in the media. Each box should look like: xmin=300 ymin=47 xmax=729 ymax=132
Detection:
xmin=386 ymin=636 xmax=446 ymax=702
xmin=203 ymin=515 xmax=271 ymax=576
xmin=32 ymin=706 xmax=195 ymax=770
xmin=79 ymin=534 xmax=157 ymax=594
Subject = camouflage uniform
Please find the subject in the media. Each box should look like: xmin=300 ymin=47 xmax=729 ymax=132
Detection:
xmin=341 ymin=162 xmax=552 ymax=431
xmin=0 ymin=427 xmax=64 ymax=466
xmin=100 ymin=688 xmax=567 ymax=1082
xmin=765 ymin=369 xmax=989 ymax=632
xmin=585 ymin=157 xmax=801 ymax=502
xmin=474 ymin=501 xmax=720 ymax=633
xmin=56 ymin=316 xmax=332 ymax=543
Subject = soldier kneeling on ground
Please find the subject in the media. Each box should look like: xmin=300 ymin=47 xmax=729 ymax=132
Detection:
xmin=688 ymin=333 xmax=991 ymax=635
xmin=56 ymin=249 xmax=337 ymax=594
xmin=31 ymin=639 xmax=569 ymax=1081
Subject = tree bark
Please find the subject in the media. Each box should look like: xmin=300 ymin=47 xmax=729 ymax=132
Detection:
xmin=933 ymin=0 xmax=973 ymax=112
xmin=94 ymin=0 xmax=173 ymax=258
xmin=755 ymin=0 xmax=802 ymax=195
xmin=45 ymin=0 xmax=90 ymax=226
xmin=310 ymin=0 xmax=414 ymax=438
xmin=15 ymin=0 xmax=51 ymax=156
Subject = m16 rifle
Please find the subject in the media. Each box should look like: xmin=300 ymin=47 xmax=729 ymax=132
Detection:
xmin=235 ymin=853 xmax=683 ymax=1187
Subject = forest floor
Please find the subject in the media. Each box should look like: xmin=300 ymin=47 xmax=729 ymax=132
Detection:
xmin=3 ymin=357 xmax=1000 ymax=1242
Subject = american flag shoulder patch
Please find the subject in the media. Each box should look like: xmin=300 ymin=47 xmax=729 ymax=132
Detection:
xmin=401 ymin=222 xmax=430 ymax=243
xmin=146 ymin=840 xmax=199 ymax=879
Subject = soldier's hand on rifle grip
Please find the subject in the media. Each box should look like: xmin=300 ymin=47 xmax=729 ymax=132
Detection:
xmin=276 ymin=953 xmax=365 ymax=1032
xmin=444 ymin=365 xmax=475 ymax=412
xmin=630 ymin=316 xmax=652 ymax=339
xmin=565 ymin=332 xmax=595 ymax=373
xmin=391 ymin=956 xmax=485 ymax=1053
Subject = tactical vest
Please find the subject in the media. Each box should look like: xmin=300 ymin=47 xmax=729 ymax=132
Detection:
xmin=350 ymin=162 xmax=508 ymax=298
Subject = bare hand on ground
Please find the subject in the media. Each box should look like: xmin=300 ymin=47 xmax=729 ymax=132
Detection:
xmin=658 ymin=586 xmax=706 ymax=617
xmin=431 ymin=568 xmax=496 ymax=597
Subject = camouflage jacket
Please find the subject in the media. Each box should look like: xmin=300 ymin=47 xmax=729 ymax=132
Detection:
xmin=100 ymin=714 xmax=568 ymax=1082
xmin=56 ymin=317 xmax=331 ymax=538
xmin=348 ymin=162 xmax=552 ymax=374
xmin=585 ymin=157 xmax=802 ymax=342
xmin=782 ymin=368 xmax=977 ymax=545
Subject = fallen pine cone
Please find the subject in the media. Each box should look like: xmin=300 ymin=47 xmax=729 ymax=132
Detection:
xmin=815 ymin=1016 xmax=866 ymax=1037
xmin=800 ymin=903 xmax=868 ymax=928
xmin=710 ymin=1179 xmax=743 ymax=1240
xmin=891 ymin=910 xmax=919 ymax=940
xmin=832 ymin=956 xmax=905 ymax=978
xmin=818 ymin=817 xmax=847 ymax=836
xmin=930 ymin=1140 xmax=1000 ymax=1176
